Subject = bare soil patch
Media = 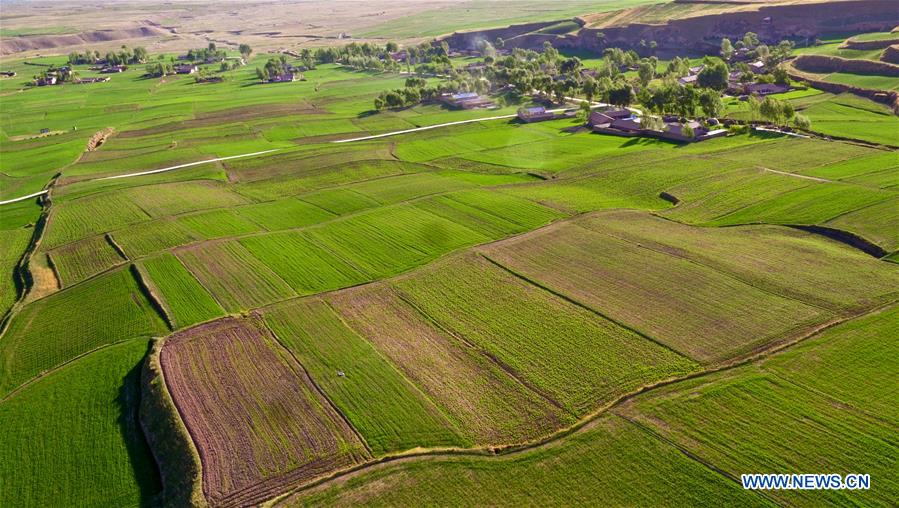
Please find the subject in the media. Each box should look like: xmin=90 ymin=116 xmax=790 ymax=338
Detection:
xmin=159 ymin=317 xmax=369 ymax=507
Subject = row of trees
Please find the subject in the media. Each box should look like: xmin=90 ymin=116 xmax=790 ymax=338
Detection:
xmin=67 ymin=46 xmax=148 ymax=65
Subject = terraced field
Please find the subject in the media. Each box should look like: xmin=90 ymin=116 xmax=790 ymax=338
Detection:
xmin=1 ymin=24 xmax=897 ymax=507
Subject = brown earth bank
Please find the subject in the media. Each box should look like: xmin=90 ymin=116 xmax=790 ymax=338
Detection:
xmin=841 ymin=36 xmax=899 ymax=50
xmin=881 ymin=44 xmax=899 ymax=64
xmin=441 ymin=0 xmax=898 ymax=56
xmin=784 ymin=60 xmax=899 ymax=112
xmin=792 ymin=54 xmax=899 ymax=76
xmin=0 ymin=26 xmax=169 ymax=55
xmin=158 ymin=317 xmax=369 ymax=508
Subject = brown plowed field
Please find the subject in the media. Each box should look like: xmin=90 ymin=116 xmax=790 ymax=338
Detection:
xmin=160 ymin=317 xmax=369 ymax=507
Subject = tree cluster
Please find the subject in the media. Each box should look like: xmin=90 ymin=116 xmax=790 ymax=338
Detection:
xmin=68 ymin=46 xmax=148 ymax=66
xmin=185 ymin=43 xmax=227 ymax=63
xmin=255 ymin=56 xmax=292 ymax=81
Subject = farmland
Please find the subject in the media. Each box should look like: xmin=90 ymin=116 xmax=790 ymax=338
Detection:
xmin=158 ymin=318 xmax=369 ymax=506
xmin=1 ymin=4 xmax=898 ymax=506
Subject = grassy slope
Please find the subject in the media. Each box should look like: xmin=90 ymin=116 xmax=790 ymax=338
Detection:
xmin=0 ymin=339 xmax=160 ymax=507
xmin=622 ymin=306 xmax=899 ymax=507
xmin=293 ymin=414 xmax=771 ymax=507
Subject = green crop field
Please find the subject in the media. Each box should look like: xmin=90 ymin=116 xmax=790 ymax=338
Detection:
xmin=176 ymin=241 xmax=296 ymax=312
xmin=138 ymin=253 xmax=225 ymax=328
xmin=328 ymin=283 xmax=574 ymax=444
xmin=1 ymin=10 xmax=898 ymax=506
xmin=239 ymin=232 xmax=367 ymax=294
xmin=0 ymin=339 xmax=160 ymax=507
xmin=0 ymin=267 xmax=167 ymax=395
xmin=482 ymin=218 xmax=832 ymax=363
xmin=263 ymin=298 xmax=467 ymax=454
xmin=395 ymin=253 xmax=699 ymax=414
xmin=46 ymin=234 xmax=126 ymax=286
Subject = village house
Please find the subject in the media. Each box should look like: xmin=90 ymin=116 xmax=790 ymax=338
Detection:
xmin=678 ymin=74 xmax=698 ymax=86
xmin=74 ymin=77 xmax=111 ymax=84
xmin=745 ymin=82 xmax=790 ymax=95
xmin=175 ymin=64 xmax=199 ymax=74
xmin=587 ymin=108 xmax=632 ymax=127
xmin=34 ymin=74 xmax=58 ymax=86
xmin=440 ymin=92 xmax=495 ymax=110
xmin=100 ymin=64 xmax=126 ymax=73
xmin=749 ymin=60 xmax=766 ymax=73
xmin=268 ymin=72 xmax=301 ymax=83
xmin=589 ymin=109 xmax=726 ymax=143
xmin=517 ymin=106 xmax=557 ymax=123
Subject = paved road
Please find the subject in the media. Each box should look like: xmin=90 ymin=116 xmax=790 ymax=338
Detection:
xmin=333 ymin=107 xmax=575 ymax=144
xmin=0 ymin=190 xmax=49 ymax=206
xmin=0 ymin=149 xmax=282 ymax=206
xmin=98 ymin=148 xmax=282 ymax=180
xmin=762 ymin=167 xmax=832 ymax=183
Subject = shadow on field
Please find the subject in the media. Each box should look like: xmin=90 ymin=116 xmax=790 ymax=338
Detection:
xmin=117 ymin=341 xmax=163 ymax=506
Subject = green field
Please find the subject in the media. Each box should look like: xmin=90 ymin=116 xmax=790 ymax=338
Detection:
xmin=0 ymin=339 xmax=160 ymax=507
xmin=395 ymin=253 xmax=699 ymax=414
xmin=0 ymin=267 xmax=167 ymax=395
xmin=263 ymin=298 xmax=467 ymax=455
xmin=481 ymin=217 xmax=832 ymax=363
xmin=138 ymin=253 xmax=225 ymax=328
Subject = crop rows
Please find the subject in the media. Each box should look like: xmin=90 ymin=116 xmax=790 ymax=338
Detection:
xmin=159 ymin=318 xmax=369 ymax=506
xmin=263 ymin=298 xmax=467 ymax=455
xmin=0 ymin=267 xmax=167 ymax=395
xmin=480 ymin=219 xmax=829 ymax=363
xmin=47 ymin=235 xmax=126 ymax=286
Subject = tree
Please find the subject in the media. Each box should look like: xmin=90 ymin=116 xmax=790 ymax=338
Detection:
xmin=385 ymin=41 xmax=398 ymax=53
xmin=742 ymin=32 xmax=759 ymax=49
xmin=256 ymin=67 xmax=268 ymax=81
xmin=239 ymin=44 xmax=252 ymax=60
xmin=792 ymin=113 xmax=811 ymax=130
xmin=132 ymin=47 xmax=149 ymax=63
xmin=637 ymin=61 xmax=655 ymax=87
xmin=756 ymin=44 xmax=770 ymax=61
xmin=642 ymin=114 xmax=665 ymax=131
xmin=560 ymin=56 xmax=581 ymax=75
xmin=582 ymin=76 xmax=598 ymax=101
xmin=698 ymin=89 xmax=724 ymax=118
xmin=495 ymin=37 xmax=505 ymax=49
xmin=608 ymin=82 xmax=635 ymax=106
xmin=772 ymin=67 xmax=790 ymax=85
xmin=579 ymin=100 xmax=592 ymax=121
xmin=759 ymin=96 xmax=794 ymax=124
xmin=384 ymin=90 xmax=404 ymax=108
xmin=697 ymin=58 xmax=729 ymax=91
xmin=720 ymin=38 xmax=734 ymax=61
xmin=682 ymin=123 xmax=695 ymax=139
xmin=404 ymin=77 xmax=426 ymax=88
